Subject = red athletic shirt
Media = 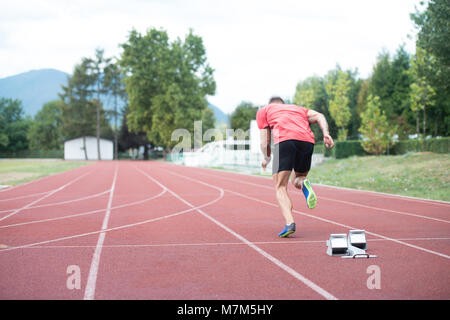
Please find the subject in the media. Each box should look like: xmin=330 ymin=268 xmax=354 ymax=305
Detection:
xmin=256 ymin=104 xmax=315 ymax=145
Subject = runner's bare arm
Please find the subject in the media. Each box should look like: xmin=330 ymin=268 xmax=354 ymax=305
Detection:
xmin=260 ymin=127 xmax=271 ymax=169
xmin=307 ymin=110 xmax=335 ymax=149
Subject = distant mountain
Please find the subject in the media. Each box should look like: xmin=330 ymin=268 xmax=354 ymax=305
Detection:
xmin=0 ymin=69 xmax=228 ymax=126
xmin=0 ymin=69 xmax=69 ymax=117
xmin=208 ymin=102 xmax=228 ymax=125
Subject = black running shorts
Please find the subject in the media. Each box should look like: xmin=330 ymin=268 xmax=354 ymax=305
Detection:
xmin=272 ymin=140 xmax=314 ymax=175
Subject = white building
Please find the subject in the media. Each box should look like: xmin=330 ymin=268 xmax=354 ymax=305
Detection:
xmin=64 ymin=136 xmax=113 ymax=160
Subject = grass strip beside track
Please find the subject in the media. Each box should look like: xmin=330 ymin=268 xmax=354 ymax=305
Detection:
xmin=0 ymin=159 xmax=91 ymax=187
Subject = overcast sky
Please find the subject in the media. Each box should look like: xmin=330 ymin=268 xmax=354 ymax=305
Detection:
xmin=0 ymin=0 xmax=422 ymax=113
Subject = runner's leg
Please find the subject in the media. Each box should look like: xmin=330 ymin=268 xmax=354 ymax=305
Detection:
xmin=273 ymin=170 xmax=295 ymax=225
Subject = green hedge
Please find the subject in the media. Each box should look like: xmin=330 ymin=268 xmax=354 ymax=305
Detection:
xmin=0 ymin=149 xmax=63 ymax=159
xmin=391 ymin=137 xmax=450 ymax=155
xmin=324 ymin=137 xmax=449 ymax=159
xmin=324 ymin=140 xmax=368 ymax=159
xmin=428 ymin=137 xmax=450 ymax=153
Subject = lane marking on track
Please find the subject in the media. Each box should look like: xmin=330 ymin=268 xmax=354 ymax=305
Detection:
xmin=0 ymin=189 xmax=111 ymax=214
xmin=161 ymin=167 xmax=450 ymax=260
xmin=313 ymin=183 xmax=450 ymax=206
xmin=191 ymin=170 xmax=450 ymax=224
xmin=158 ymin=167 xmax=338 ymax=300
xmin=0 ymin=190 xmax=52 ymax=202
xmin=0 ymin=168 xmax=222 ymax=253
xmin=0 ymin=171 xmax=92 ymax=223
xmin=10 ymin=237 xmax=450 ymax=249
xmin=164 ymin=163 xmax=450 ymax=206
xmin=84 ymin=165 xmax=118 ymax=300
xmin=0 ymin=162 xmax=96 ymax=194
xmin=223 ymin=186 xmax=450 ymax=260
xmin=0 ymin=190 xmax=167 ymax=230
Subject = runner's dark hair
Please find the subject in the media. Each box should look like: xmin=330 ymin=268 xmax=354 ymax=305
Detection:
xmin=269 ymin=96 xmax=285 ymax=104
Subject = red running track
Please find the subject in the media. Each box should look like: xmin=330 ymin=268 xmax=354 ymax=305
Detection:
xmin=0 ymin=160 xmax=449 ymax=300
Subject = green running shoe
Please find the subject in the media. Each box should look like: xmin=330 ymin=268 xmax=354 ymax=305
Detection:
xmin=302 ymin=179 xmax=317 ymax=209
xmin=278 ymin=223 xmax=296 ymax=238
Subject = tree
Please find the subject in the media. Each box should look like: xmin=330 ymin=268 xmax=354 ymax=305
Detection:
xmin=84 ymin=48 xmax=113 ymax=160
xmin=368 ymin=46 xmax=414 ymax=138
xmin=0 ymin=98 xmax=31 ymax=152
xmin=410 ymin=47 xmax=437 ymax=150
xmin=368 ymin=50 xmax=393 ymax=108
xmin=230 ymin=101 xmax=258 ymax=133
xmin=59 ymin=60 xmax=96 ymax=160
xmin=411 ymin=0 xmax=450 ymax=83
xmin=59 ymin=60 xmax=113 ymax=160
xmin=294 ymin=75 xmax=336 ymax=141
xmin=104 ymin=58 xmax=127 ymax=159
xmin=119 ymin=28 xmax=216 ymax=152
xmin=359 ymin=95 xmax=397 ymax=155
xmin=326 ymin=70 xmax=352 ymax=141
xmin=390 ymin=46 xmax=413 ymax=138
xmin=356 ymin=79 xmax=370 ymax=129
xmin=27 ymin=100 xmax=63 ymax=150
xmin=345 ymin=70 xmax=363 ymax=139
xmin=294 ymin=79 xmax=315 ymax=108
xmin=411 ymin=0 xmax=450 ymax=137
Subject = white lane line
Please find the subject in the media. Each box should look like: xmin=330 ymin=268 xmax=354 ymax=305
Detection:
xmin=0 ymin=171 xmax=91 ymax=223
xmin=192 ymin=170 xmax=450 ymax=224
xmin=0 ymin=181 xmax=220 ymax=253
xmin=83 ymin=165 xmax=118 ymax=300
xmin=157 ymin=168 xmax=338 ymax=300
xmin=12 ymin=237 xmax=450 ymax=249
xmin=0 ymin=188 xmax=167 ymax=229
xmin=319 ymin=196 xmax=450 ymax=224
xmin=0 ymin=189 xmax=110 ymax=214
xmin=0 ymin=190 xmax=52 ymax=202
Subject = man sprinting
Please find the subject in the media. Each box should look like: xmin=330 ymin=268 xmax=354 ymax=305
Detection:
xmin=256 ymin=96 xmax=334 ymax=238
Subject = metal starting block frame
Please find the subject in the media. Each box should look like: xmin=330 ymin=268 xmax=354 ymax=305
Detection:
xmin=326 ymin=230 xmax=377 ymax=259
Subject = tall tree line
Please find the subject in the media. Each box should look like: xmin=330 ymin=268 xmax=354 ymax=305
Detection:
xmin=291 ymin=0 xmax=449 ymax=154
xmin=228 ymin=0 xmax=448 ymax=155
xmin=1 ymin=27 xmax=216 ymax=157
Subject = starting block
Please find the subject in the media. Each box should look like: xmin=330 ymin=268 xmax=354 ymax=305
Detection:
xmin=326 ymin=230 xmax=377 ymax=259
xmin=326 ymin=234 xmax=348 ymax=256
